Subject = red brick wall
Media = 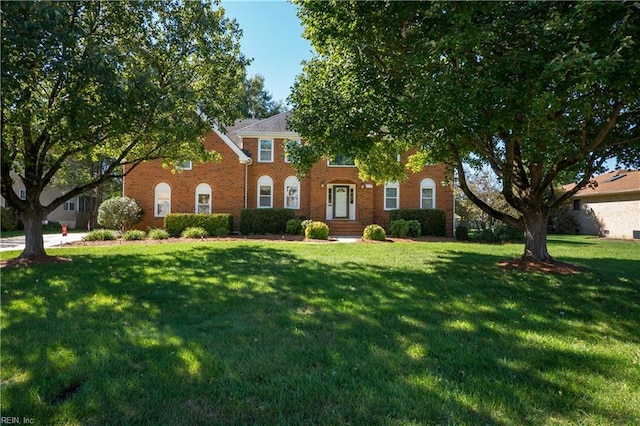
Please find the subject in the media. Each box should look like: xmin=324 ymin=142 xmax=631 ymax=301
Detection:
xmin=124 ymin=131 xmax=454 ymax=236
xmin=124 ymin=132 xmax=246 ymax=231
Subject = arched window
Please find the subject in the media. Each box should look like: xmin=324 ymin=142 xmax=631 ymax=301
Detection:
xmin=155 ymin=182 xmax=171 ymax=217
xmin=420 ymin=178 xmax=436 ymax=209
xmin=257 ymin=175 xmax=273 ymax=208
xmin=284 ymin=176 xmax=300 ymax=209
xmin=384 ymin=181 xmax=400 ymax=210
xmin=195 ymin=183 xmax=212 ymax=214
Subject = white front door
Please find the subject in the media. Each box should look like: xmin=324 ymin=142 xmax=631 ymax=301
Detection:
xmin=333 ymin=185 xmax=349 ymax=219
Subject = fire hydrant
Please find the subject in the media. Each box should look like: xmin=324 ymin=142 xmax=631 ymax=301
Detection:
xmin=62 ymin=224 xmax=68 ymax=236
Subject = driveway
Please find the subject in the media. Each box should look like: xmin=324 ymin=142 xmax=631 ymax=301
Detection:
xmin=0 ymin=233 xmax=88 ymax=252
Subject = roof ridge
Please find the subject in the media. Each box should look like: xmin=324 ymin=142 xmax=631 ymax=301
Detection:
xmin=233 ymin=110 xmax=291 ymax=133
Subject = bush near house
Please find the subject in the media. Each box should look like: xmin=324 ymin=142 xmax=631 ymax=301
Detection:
xmin=285 ymin=219 xmax=304 ymax=235
xmin=122 ymin=230 xmax=146 ymax=241
xmin=83 ymin=229 xmax=118 ymax=241
xmin=164 ymin=213 xmax=232 ymax=237
xmin=148 ymin=228 xmax=170 ymax=240
xmin=304 ymin=221 xmax=329 ymax=240
xmin=239 ymin=208 xmax=295 ymax=235
xmin=363 ymin=224 xmax=387 ymax=241
xmin=97 ymin=197 xmax=142 ymax=232
xmin=181 ymin=227 xmax=208 ymax=239
xmin=390 ymin=209 xmax=446 ymax=237
xmin=389 ymin=219 xmax=421 ymax=238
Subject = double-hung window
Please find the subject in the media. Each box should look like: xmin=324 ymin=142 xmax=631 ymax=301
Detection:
xmin=155 ymin=182 xmax=171 ymax=217
xmin=257 ymin=175 xmax=273 ymax=208
xmin=284 ymin=176 xmax=300 ymax=209
xmin=384 ymin=182 xmax=399 ymax=210
xmin=259 ymin=139 xmax=273 ymax=162
xmin=195 ymin=183 xmax=212 ymax=214
xmin=63 ymin=198 xmax=76 ymax=211
xmin=420 ymin=178 xmax=436 ymax=209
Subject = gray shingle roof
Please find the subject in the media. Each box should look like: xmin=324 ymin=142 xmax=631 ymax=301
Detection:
xmin=234 ymin=111 xmax=293 ymax=134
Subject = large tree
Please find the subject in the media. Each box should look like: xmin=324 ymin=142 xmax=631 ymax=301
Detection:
xmin=241 ymin=74 xmax=286 ymax=119
xmin=1 ymin=1 xmax=248 ymax=259
xmin=288 ymin=1 xmax=640 ymax=263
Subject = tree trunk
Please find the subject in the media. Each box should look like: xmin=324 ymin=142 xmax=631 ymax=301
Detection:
xmin=521 ymin=209 xmax=554 ymax=262
xmin=19 ymin=212 xmax=47 ymax=259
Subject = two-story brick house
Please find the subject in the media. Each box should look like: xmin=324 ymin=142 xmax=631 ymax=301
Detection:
xmin=124 ymin=111 xmax=454 ymax=236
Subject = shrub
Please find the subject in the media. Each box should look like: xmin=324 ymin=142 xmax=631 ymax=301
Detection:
xmin=406 ymin=220 xmax=421 ymax=237
xmin=301 ymin=219 xmax=314 ymax=230
xmin=181 ymin=227 xmax=208 ymax=238
xmin=1 ymin=207 xmax=20 ymax=231
xmin=286 ymin=219 xmax=303 ymax=235
xmin=148 ymin=228 xmax=170 ymax=240
xmin=455 ymin=224 xmax=469 ymax=241
xmin=122 ymin=229 xmax=146 ymax=240
xmin=389 ymin=219 xmax=409 ymax=237
xmin=239 ymin=208 xmax=295 ymax=235
xmin=304 ymin=221 xmax=329 ymax=240
xmin=97 ymin=197 xmax=142 ymax=232
xmin=164 ymin=213 xmax=232 ymax=236
xmin=389 ymin=209 xmax=446 ymax=236
xmin=83 ymin=229 xmax=117 ymax=241
xmin=363 ymin=224 xmax=387 ymax=241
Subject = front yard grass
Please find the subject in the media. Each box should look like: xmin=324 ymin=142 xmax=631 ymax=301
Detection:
xmin=1 ymin=236 xmax=638 ymax=424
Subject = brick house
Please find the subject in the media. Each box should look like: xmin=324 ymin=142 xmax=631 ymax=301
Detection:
xmin=563 ymin=169 xmax=640 ymax=239
xmin=124 ymin=111 xmax=454 ymax=236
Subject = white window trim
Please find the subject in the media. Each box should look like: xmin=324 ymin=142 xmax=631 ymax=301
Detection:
xmin=384 ymin=182 xmax=400 ymax=210
xmin=195 ymin=183 xmax=212 ymax=214
xmin=63 ymin=198 xmax=77 ymax=211
xmin=258 ymin=139 xmax=274 ymax=163
xmin=155 ymin=182 xmax=171 ymax=217
xmin=284 ymin=176 xmax=300 ymax=210
xmin=257 ymin=175 xmax=273 ymax=208
xmin=420 ymin=178 xmax=436 ymax=209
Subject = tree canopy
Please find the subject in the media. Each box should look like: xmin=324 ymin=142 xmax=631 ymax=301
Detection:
xmin=288 ymin=0 xmax=640 ymax=262
xmin=1 ymin=0 xmax=248 ymax=258
xmin=240 ymin=74 xmax=286 ymax=119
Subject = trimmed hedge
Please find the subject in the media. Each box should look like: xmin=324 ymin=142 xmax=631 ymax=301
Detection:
xmin=164 ymin=213 xmax=232 ymax=236
xmin=181 ymin=227 xmax=208 ymax=238
xmin=389 ymin=219 xmax=421 ymax=238
xmin=239 ymin=208 xmax=295 ymax=235
xmin=389 ymin=209 xmax=446 ymax=237
xmin=305 ymin=221 xmax=329 ymax=240
xmin=363 ymin=224 xmax=386 ymax=241
xmin=285 ymin=219 xmax=303 ymax=235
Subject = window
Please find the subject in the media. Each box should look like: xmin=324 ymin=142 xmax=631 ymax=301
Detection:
xmin=195 ymin=183 xmax=212 ymax=214
xmin=19 ymin=189 xmax=26 ymax=200
xmin=257 ymin=175 xmax=273 ymax=208
xmin=420 ymin=178 xmax=436 ymax=209
xmin=384 ymin=182 xmax=399 ymax=210
xmin=78 ymin=196 xmax=92 ymax=213
xmin=155 ymin=182 xmax=171 ymax=217
xmin=573 ymin=199 xmax=581 ymax=211
xmin=63 ymin=198 xmax=76 ymax=211
xmin=285 ymin=139 xmax=301 ymax=163
xmin=284 ymin=176 xmax=300 ymax=209
xmin=259 ymin=139 xmax=273 ymax=162
xmin=176 ymin=160 xmax=192 ymax=170
xmin=328 ymin=154 xmax=356 ymax=167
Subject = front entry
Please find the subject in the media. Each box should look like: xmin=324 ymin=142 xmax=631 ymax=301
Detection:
xmin=333 ymin=185 xmax=349 ymax=219
xmin=326 ymin=184 xmax=356 ymax=221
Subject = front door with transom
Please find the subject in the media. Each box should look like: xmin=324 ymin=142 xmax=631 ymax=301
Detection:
xmin=333 ymin=185 xmax=349 ymax=219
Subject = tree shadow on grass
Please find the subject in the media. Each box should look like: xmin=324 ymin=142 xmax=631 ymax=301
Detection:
xmin=1 ymin=243 xmax=639 ymax=424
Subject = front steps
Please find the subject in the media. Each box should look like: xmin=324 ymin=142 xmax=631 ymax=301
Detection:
xmin=326 ymin=220 xmax=365 ymax=236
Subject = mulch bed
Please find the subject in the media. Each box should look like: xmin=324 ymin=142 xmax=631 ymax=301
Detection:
xmin=498 ymin=258 xmax=585 ymax=275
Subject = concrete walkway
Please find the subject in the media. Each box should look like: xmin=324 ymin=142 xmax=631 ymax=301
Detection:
xmin=0 ymin=233 xmax=88 ymax=252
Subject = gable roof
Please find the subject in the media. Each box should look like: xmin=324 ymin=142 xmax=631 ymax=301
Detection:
xmin=564 ymin=170 xmax=640 ymax=197
xmin=233 ymin=111 xmax=298 ymax=138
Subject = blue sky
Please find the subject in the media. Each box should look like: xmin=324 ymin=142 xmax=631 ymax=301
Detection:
xmin=221 ymin=0 xmax=314 ymax=104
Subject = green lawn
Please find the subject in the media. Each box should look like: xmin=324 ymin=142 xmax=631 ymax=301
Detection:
xmin=1 ymin=236 xmax=638 ymax=425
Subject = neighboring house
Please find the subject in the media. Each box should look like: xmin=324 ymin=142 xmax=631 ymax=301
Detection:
xmin=563 ymin=169 xmax=640 ymax=239
xmin=124 ymin=111 xmax=454 ymax=236
xmin=1 ymin=171 xmax=96 ymax=229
